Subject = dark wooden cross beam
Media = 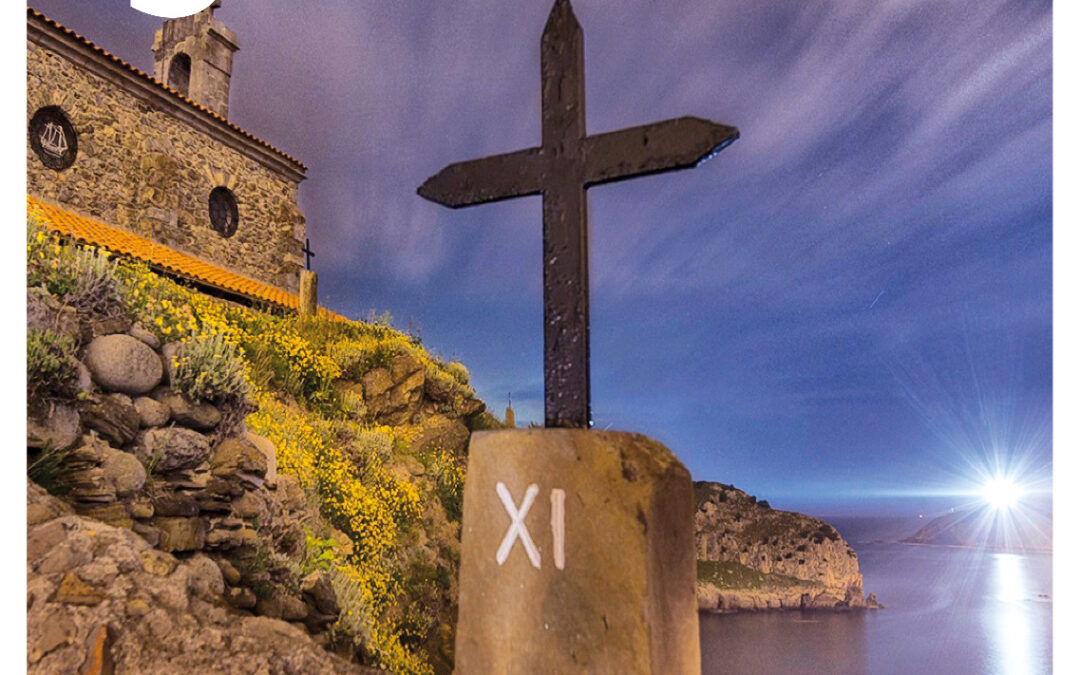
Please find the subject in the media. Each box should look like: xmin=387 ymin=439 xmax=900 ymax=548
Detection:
xmin=418 ymin=0 xmax=738 ymax=428
xmin=302 ymin=237 xmax=315 ymax=271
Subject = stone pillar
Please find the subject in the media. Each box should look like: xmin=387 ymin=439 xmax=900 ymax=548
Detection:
xmin=455 ymin=429 xmax=700 ymax=674
xmin=299 ymin=270 xmax=317 ymax=318
xmin=504 ymin=405 xmax=516 ymax=428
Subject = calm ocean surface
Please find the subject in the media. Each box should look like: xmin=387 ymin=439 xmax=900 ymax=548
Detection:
xmin=699 ymin=527 xmax=1053 ymax=674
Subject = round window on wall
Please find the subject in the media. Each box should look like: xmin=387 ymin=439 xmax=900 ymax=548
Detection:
xmin=29 ymin=106 xmax=78 ymax=171
xmin=209 ymin=186 xmax=239 ymax=238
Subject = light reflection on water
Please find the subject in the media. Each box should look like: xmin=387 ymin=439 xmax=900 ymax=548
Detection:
xmin=989 ymin=554 xmax=1036 ymax=675
xmin=700 ymin=543 xmax=1052 ymax=674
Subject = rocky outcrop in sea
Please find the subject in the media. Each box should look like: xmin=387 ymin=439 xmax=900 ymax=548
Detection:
xmin=694 ymin=481 xmax=880 ymax=612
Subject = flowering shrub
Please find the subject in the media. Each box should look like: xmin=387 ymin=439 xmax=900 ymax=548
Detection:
xmin=171 ymin=332 xmax=253 ymax=404
xmin=247 ymin=324 xmax=341 ymax=406
xmin=27 ymin=329 xmax=80 ymax=403
xmin=247 ymin=394 xmax=431 ymax=673
xmin=28 ymin=217 xmax=123 ymax=321
xmin=443 ymin=361 xmax=470 ymax=386
xmin=417 ymin=444 xmax=466 ymax=522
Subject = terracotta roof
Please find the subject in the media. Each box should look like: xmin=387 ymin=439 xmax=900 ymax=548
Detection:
xmin=29 ymin=196 xmax=346 ymax=322
xmin=27 ymin=7 xmax=307 ymax=173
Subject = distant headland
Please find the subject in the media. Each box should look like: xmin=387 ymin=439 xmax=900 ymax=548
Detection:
xmin=901 ymin=507 xmax=1052 ymax=553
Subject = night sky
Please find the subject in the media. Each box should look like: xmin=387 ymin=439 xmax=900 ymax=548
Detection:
xmin=28 ymin=0 xmax=1053 ymax=512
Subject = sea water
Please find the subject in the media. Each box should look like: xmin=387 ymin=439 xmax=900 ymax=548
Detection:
xmin=700 ymin=533 xmax=1052 ymax=674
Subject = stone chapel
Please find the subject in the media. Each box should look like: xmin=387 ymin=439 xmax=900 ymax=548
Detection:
xmin=27 ymin=3 xmax=310 ymax=304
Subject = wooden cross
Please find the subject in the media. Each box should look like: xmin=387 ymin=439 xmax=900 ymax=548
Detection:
xmin=302 ymin=237 xmax=315 ymax=270
xmin=418 ymin=0 xmax=738 ymax=428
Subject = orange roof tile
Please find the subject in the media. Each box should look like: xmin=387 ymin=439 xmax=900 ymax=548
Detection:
xmin=27 ymin=7 xmax=307 ymax=173
xmin=29 ymin=196 xmax=347 ymax=322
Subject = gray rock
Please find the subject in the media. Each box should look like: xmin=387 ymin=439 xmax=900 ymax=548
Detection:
xmin=100 ymin=448 xmax=146 ymax=496
xmin=80 ymin=393 xmax=140 ymax=446
xmin=138 ymin=427 xmax=212 ymax=473
xmin=26 ymin=606 xmax=76 ymax=664
xmin=27 ymin=403 xmax=80 ymax=451
xmin=154 ymin=517 xmax=206 ymax=552
xmin=256 ymin=591 xmax=309 ymax=621
xmin=244 ymin=431 xmax=277 ymax=486
xmin=82 ymin=334 xmax=163 ymax=395
xmin=151 ymin=492 xmax=201 ymax=518
xmin=226 ymin=586 xmax=257 ymax=609
xmin=88 ymin=316 xmax=132 ymax=338
xmin=211 ymin=436 xmax=268 ymax=487
xmin=300 ymin=570 xmax=339 ymax=616
xmin=65 ymin=466 xmax=119 ymax=504
xmin=362 ymin=355 xmax=427 ymax=425
xmin=27 ymin=479 xmax=74 ymax=526
xmin=150 ymin=389 xmax=222 ymax=431
xmin=160 ymin=342 xmax=182 ymax=386
xmin=230 ymin=491 xmax=268 ymax=521
xmin=408 ymin=414 xmax=470 ymax=456
xmin=217 ymin=558 xmax=241 ymax=586
xmin=127 ymin=324 xmax=161 ymax=350
xmin=133 ymin=396 xmax=170 ymax=427
xmin=301 ymin=570 xmax=340 ymax=632
xmin=187 ymin=554 xmax=225 ymax=599
xmin=74 ymin=361 xmax=93 ymax=394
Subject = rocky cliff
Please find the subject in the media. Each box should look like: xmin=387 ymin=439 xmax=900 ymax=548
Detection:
xmin=694 ymin=481 xmax=878 ymax=611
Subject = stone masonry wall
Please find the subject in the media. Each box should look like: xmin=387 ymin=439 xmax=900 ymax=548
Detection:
xmin=27 ymin=39 xmax=306 ymax=293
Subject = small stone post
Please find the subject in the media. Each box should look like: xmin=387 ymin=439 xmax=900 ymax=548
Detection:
xmin=454 ymin=429 xmax=700 ymax=673
xmin=299 ymin=270 xmax=318 ymax=318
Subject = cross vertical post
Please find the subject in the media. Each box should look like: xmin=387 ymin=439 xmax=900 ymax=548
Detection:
xmin=541 ymin=1 xmax=590 ymax=428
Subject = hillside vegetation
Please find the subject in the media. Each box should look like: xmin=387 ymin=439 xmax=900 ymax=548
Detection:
xmin=26 ymin=213 xmax=497 ymax=674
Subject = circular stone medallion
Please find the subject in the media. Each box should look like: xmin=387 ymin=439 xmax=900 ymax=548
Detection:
xmin=29 ymin=107 xmax=78 ymax=171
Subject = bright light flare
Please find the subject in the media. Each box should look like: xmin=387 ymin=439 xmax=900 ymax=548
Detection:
xmin=981 ymin=476 xmax=1024 ymax=510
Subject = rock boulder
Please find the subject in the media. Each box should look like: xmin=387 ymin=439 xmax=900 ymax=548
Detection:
xmin=82 ymin=334 xmax=163 ymax=396
xmin=28 ymin=403 xmax=80 ymax=451
xmin=80 ymin=393 xmax=140 ymax=446
xmin=137 ymin=428 xmax=212 ymax=474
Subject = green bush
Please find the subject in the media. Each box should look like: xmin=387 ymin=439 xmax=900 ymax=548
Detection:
xmin=328 ymin=340 xmax=397 ymax=380
xmin=28 ymin=442 xmax=75 ymax=496
xmin=27 ymin=218 xmax=78 ymax=296
xmin=27 ymin=329 xmax=80 ymax=403
xmin=301 ymin=533 xmax=340 ymax=575
xmin=68 ymin=247 xmax=123 ymax=320
xmin=443 ymin=362 xmax=470 ymax=386
xmin=171 ymin=332 xmax=253 ymax=404
xmin=27 ymin=218 xmax=122 ymax=320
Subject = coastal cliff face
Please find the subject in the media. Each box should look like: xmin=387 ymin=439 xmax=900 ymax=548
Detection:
xmin=694 ymin=481 xmax=876 ymax=611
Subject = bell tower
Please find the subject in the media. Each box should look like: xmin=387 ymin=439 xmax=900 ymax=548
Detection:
xmin=152 ymin=0 xmax=238 ymax=118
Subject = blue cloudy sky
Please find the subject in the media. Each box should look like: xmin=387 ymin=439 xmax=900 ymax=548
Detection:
xmin=29 ymin=0 xmax=1053 ymax=512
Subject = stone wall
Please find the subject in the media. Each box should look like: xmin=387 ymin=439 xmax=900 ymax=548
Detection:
xmin=27 ymin=27 xmax=306 ymax=293
xmin=25 ymin=291 xmax=350 ymax=660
